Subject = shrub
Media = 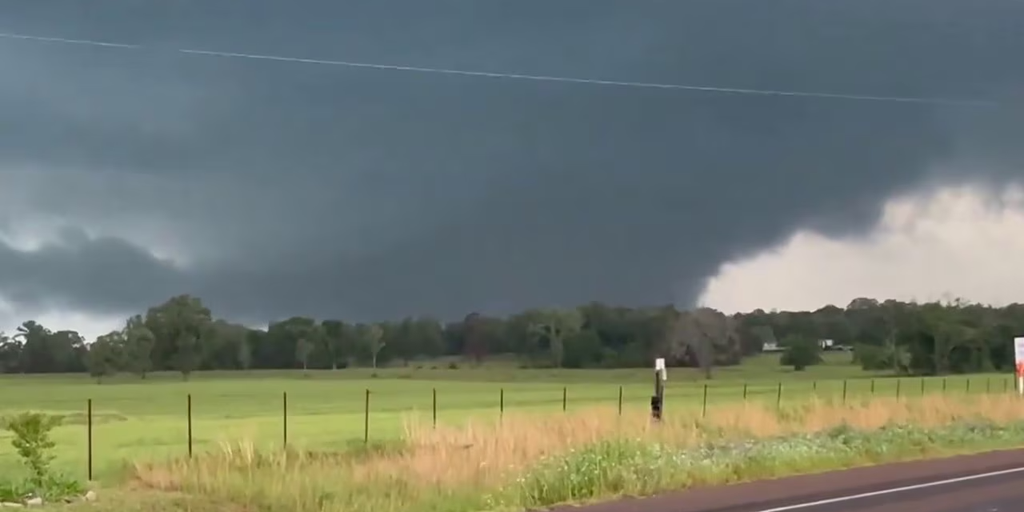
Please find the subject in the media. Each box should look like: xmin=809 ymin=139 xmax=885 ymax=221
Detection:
xmin=1 ymin=412 xmax=85 ymax=500
xmin=781 ymin=336 xmax=823 ymax=371
xmin=3 ymin=412 xmax=63 ymax=489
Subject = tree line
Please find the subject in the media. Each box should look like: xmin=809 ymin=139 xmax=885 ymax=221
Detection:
xmin=0 ymin=295 xmax=1021 ymax=381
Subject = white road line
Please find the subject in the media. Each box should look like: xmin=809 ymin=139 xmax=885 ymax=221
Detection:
xmin=0 ymin=30 xmax=1000 ymax=108
xmin=754 ymin=466 xmax=1024 ymax=512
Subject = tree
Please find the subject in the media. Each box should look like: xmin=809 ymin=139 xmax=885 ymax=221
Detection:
xmin=88 ymin=332 xmax=124 ymax=383
xmin=4 ymin=292 xmax=1024 ymax=376
xmin=382 ymin=320 xmax=411 ymax=366
xmin=122 ymin=315 xmax=156 ymax=379
xmin=462 ymin=313 xmax=488 ymax=364
xmin=45 ymin=330 xmax=87 ymax=373
xmin=320 ymin=320 xmax=352 ymax=370
xmin=201 ymin=320 xmax=251 ymax=371
xmin=562 ymin=329 xmax=604 ymax=368
xmin=780 ymin=335 xmax=822 ymax=371
xmin=414 ymin=318 xmax=446 ymax=359
xmin=853 ymin=343 xmax=890 ymax=371
xmin=0 ymin=332 xmax=20 ymax=373
xmin=14 ymin=321 xmax=54 ymax=373
xmin=669 ymin=308 xmax=738 ymax=379
xmin=356 ymin=323 xmax=385 ymax=369
xmin=273 ymin=317 xmax=321 ymax=372
xmin=527 ymin=309 xmax=583 ymax=368
xmin=144 ymin=295 xmax=213 ymax=380
xmin=295 ymin=338 xmax=314 ymax=372
xmin=236 ymin=336 xmax=253 ymax=371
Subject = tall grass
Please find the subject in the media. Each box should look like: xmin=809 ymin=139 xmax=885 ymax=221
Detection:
xmin=128 ymin=395 xmax=1024 ymax=512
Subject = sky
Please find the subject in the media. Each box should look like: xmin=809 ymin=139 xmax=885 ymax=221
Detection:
xmin=1 ymin=0 xmax=1023 ymax=342
xmin=700 ymin=182 xmax=1024 ymax=312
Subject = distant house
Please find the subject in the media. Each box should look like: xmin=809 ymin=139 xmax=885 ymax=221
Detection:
xmin=818 ymin=339 xmax=854 ymax=351
xmin=763 ymin=338 xmax=851 ymax=353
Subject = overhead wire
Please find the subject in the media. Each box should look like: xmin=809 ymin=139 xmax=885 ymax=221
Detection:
xmin=0 ymin=30 xmax=999 ymax=108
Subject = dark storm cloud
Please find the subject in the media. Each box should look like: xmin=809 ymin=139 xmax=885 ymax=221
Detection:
xmin=1 ymin=0 xmax=1022 ymax=325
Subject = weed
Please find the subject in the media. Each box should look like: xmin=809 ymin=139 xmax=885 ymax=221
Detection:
xmin=0 ymin=480 xmax=30 ymax=502
xmin=4 ymin=412 xmax=63 ymax=488
xmin=1 ymin=412 xmax=85 ymax=501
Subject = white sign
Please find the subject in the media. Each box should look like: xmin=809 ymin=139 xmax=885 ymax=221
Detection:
xmin=654 ymin=358 xmax=667 ymax=381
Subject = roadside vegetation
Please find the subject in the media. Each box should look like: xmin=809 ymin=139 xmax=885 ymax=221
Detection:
xmin=123 ymin=394 xmax=1024 ymax=512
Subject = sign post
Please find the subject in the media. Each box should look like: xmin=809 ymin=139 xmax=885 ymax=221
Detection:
xmin=651 ymin=358 xmax=667 ymax=421
xmin=1014 ymin=337 xmax=1024 ymax=396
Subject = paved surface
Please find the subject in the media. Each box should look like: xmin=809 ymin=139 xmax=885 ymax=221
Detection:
xmin=563 ymin=449 xmax=1024 ymax=512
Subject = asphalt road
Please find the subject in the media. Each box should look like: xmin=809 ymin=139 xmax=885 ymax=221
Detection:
xmin=565 ymin=449 xmax=1024 ymax=512
xmin=729 ymin=468 xmax=1024 ymax=512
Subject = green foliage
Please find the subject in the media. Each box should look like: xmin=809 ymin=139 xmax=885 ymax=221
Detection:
xmin=527 ymin=309 xmax=583 ymax=368
xmin=780 ymin=336 xmax=823 ymax=371
xmin=853 ymin=341 xmax=910 ymax=373
xmin=561 ymin=330 xmax=605 ymax=368
xmin=1 ymin=295 xmax=1023 ymax=377
xmin=0 ymin=412 xmax=85 ymax=500
xmin=87 ymin=331 xmax=123 ymax=382
xmin=355 ymin=323 xmax=386 ymax=369
xmin=145 ymin=295 xmax=213 ymax=380
xmin=853 ymin=343 xmax=889 ymax=370
xmin=506 ymin=420 xmax=1024 ymax=510
xmin=122 ymin=315 xmax=156 ymax=378
xmin=0 ymin=480 xmax=27 ymax=502
xmin=2 ymin=412 xmax=62 ymax=489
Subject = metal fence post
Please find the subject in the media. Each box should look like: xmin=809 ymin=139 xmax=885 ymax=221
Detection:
xmin=363 ymin=389 xmax=370 ymax=445
xmin=86 ymin=398 xmax=93 ymax=481
xmin=187 ymin=394 xmax=193 ymax=458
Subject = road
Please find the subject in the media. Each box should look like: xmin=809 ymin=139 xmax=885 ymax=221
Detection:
xmin=726 ymin=468 xmax=1024 ymax=512
xmin=566 ymin=449 xmax=1024 ymax=512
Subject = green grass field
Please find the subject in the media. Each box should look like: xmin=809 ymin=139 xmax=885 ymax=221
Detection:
xmin=0 ymin=352 xmax=1016 ymax=481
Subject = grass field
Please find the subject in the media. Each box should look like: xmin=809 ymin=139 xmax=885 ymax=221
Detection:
xmin=0 ymin=352 xmax=1018 ymax=483
xmin=125 ymin=394 xmax=1024 ymax=512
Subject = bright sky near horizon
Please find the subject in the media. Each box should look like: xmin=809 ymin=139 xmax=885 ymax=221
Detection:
xmin=699 ymin=183 xmax=1024 ymax=313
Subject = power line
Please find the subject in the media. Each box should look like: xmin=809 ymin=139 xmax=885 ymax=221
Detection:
xmin=0 ymin=30 xmax=999 ymax=108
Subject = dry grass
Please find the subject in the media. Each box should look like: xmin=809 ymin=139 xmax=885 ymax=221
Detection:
xmin=126 ymin=394 xmax=1024 ymax=512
